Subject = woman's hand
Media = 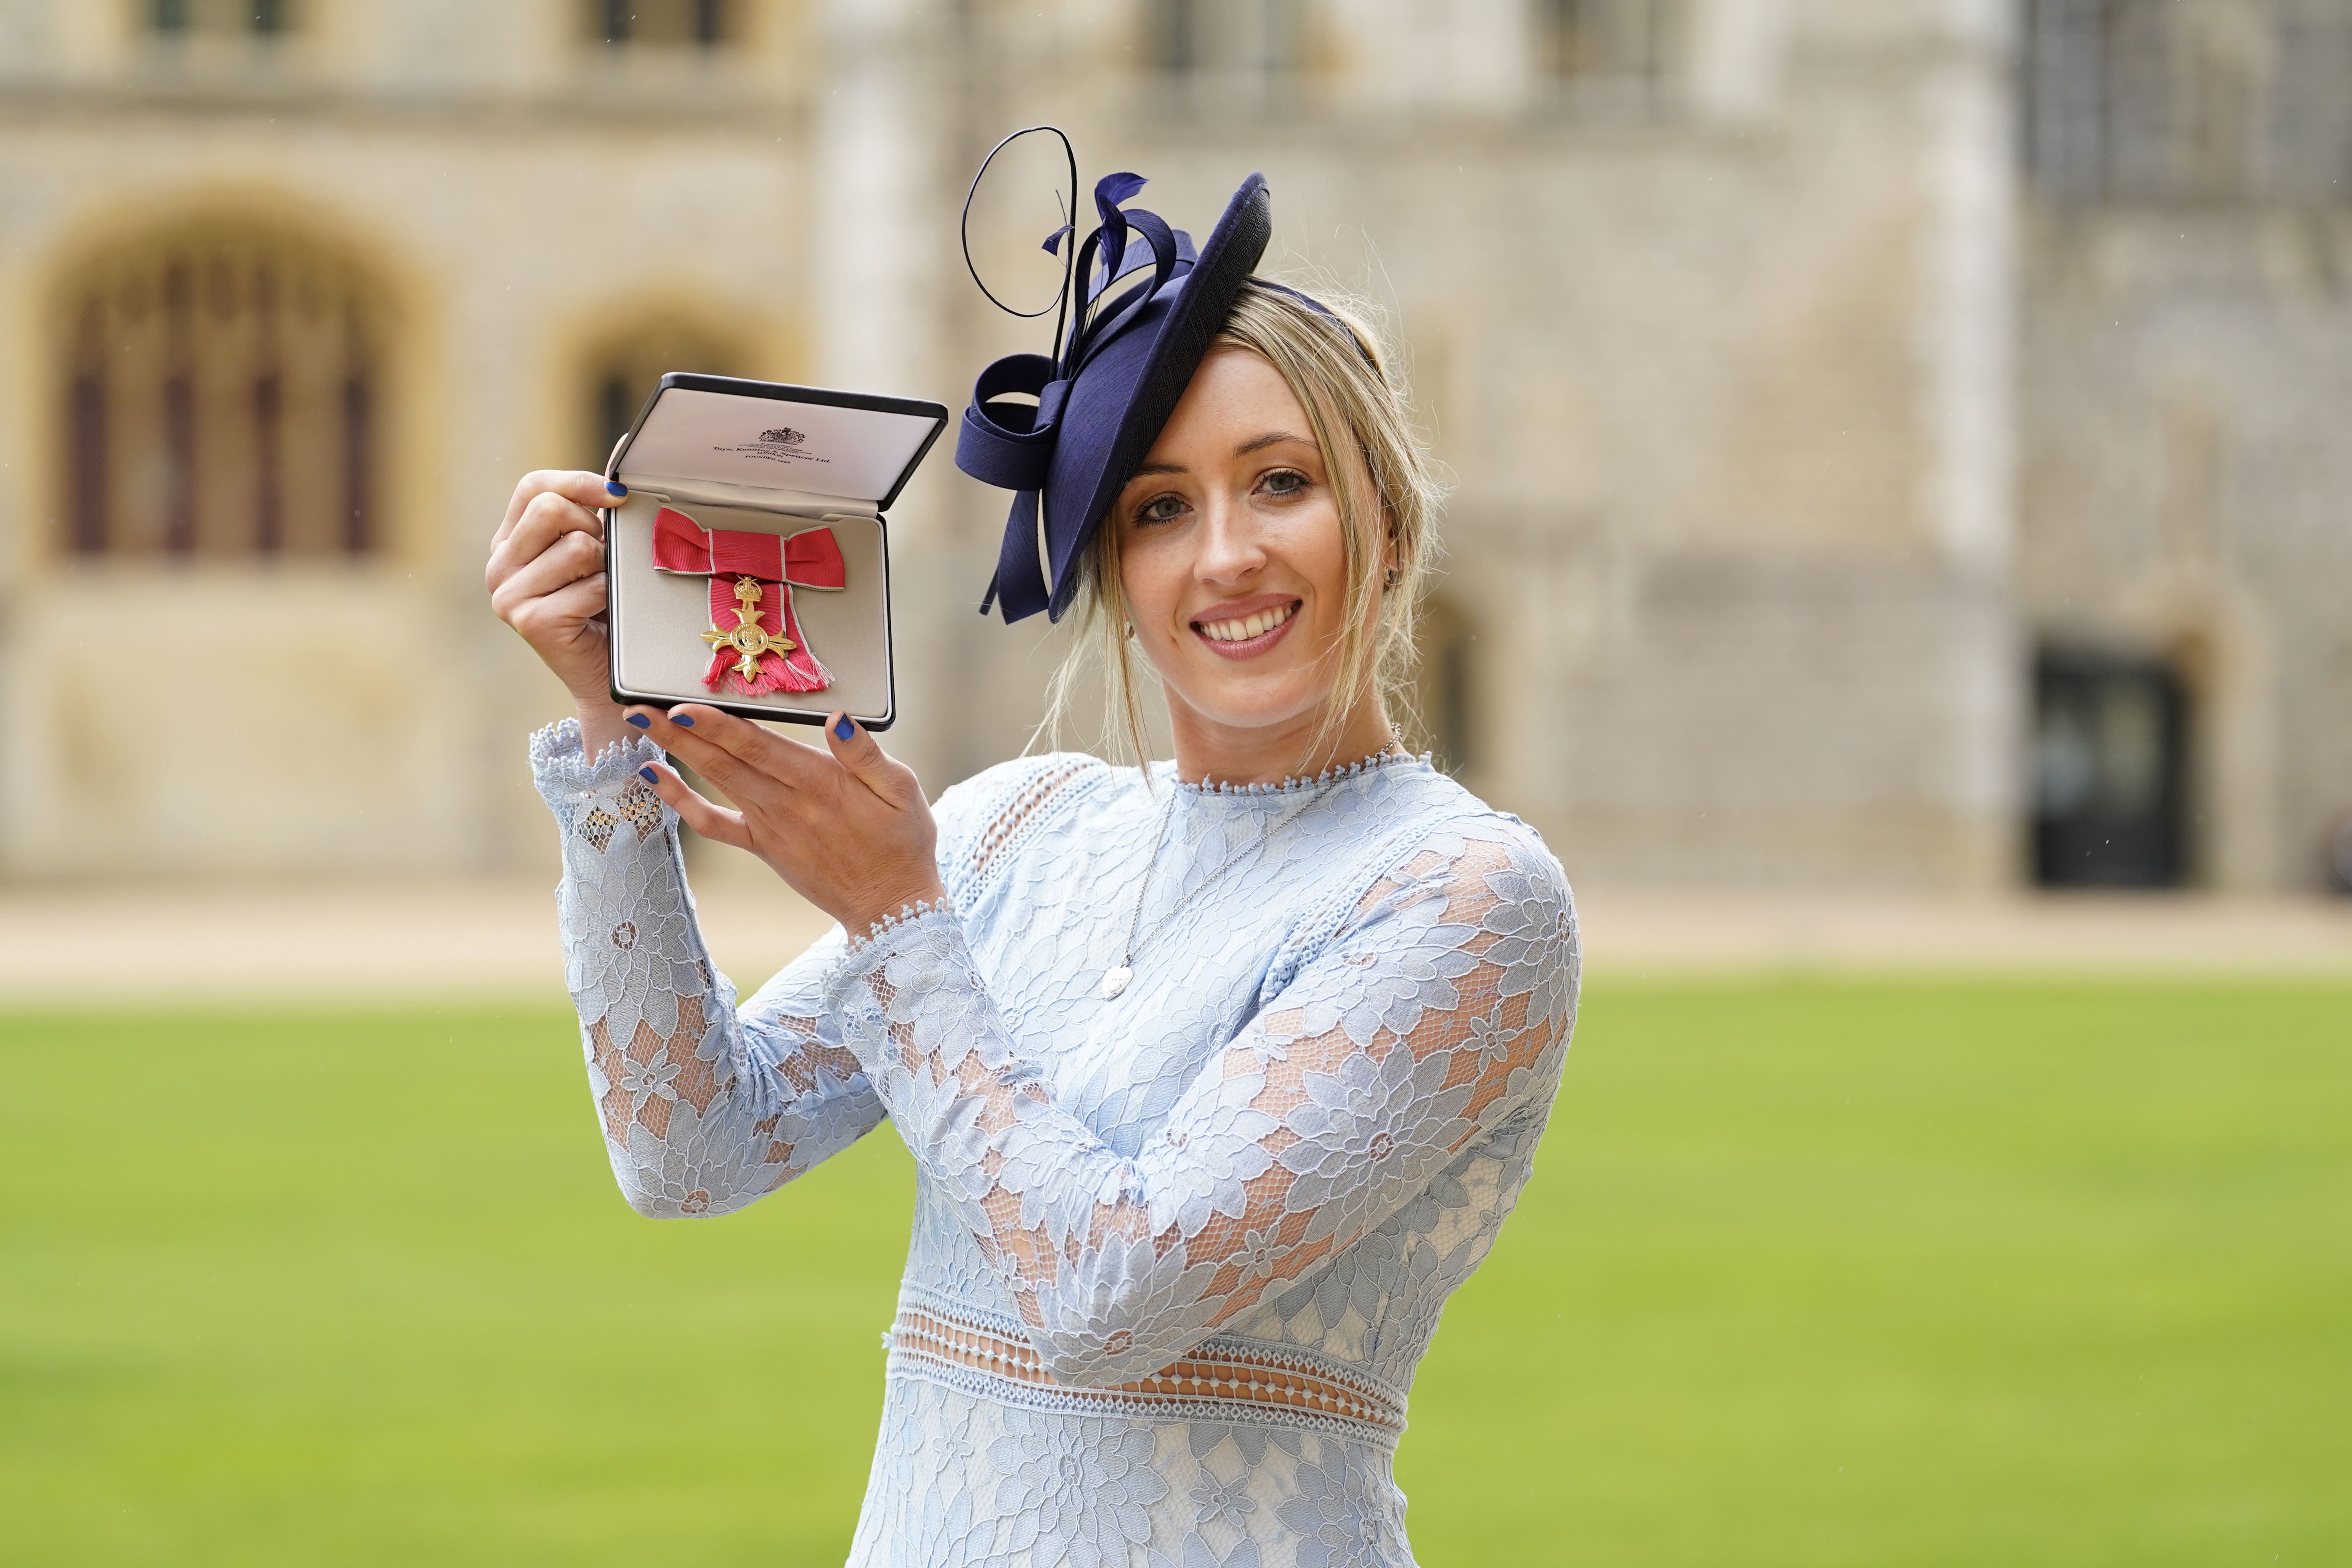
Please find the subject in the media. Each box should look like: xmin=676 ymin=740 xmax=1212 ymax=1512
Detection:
xmin=487 ymin=469 xmax=629 ymax=753
xmin=627 ymin=704 xmax=947 ymax=936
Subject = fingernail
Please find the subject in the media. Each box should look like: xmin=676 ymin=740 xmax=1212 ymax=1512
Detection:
xmin=606 ymin=479 xmax=628 ymax=498
xmin=637 ymin=765 xmax=657 ymax=783
xmin=834 ymin=716 xmax=856 ymax=740
xmin=624 ymin=713 xmax=650 ymax=729
xmin=670 ymin=713 xmax=695 ymax=728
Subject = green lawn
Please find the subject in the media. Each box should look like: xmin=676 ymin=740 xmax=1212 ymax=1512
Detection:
xmin=3 ymin=982 xmax=2346 ymax=1565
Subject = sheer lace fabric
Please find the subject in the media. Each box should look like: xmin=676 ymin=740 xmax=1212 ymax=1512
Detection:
xmin=534 ymin=720 xmax=1579 ymax=1568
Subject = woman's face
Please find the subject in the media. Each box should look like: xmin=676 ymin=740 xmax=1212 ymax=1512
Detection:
xmin=1113 ymin=346 xmax=1371 ymax=751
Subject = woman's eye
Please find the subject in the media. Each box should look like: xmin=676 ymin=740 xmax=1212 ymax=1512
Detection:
xmin=1137 ymin=493 xmax=1188 ymax=525
xmin=1261 ymin=469 xmax=1309 ymax=497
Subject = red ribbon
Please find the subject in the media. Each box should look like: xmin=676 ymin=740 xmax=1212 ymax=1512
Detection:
xmin=651 ymin=506 xmax=846 ymax=696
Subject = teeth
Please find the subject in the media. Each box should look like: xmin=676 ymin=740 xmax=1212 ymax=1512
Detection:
xmin=1199 ymin=603 xmax=1295 ymax=643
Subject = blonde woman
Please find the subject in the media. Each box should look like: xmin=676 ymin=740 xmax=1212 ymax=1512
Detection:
xmin=486 ymin=163 xmax=1578 ymax=1568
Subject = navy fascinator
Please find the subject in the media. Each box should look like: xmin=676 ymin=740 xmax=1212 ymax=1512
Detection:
xmin=956 ymin=128 xmax=1271 ymax=623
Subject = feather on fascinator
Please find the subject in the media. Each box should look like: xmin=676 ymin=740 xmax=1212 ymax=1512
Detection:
xmin=956 ymin=129 xmax=1272 ymax=623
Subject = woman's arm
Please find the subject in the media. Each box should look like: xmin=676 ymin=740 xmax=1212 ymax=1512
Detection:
xmin=824 ymin=821 xmax=1579 ymax=1387
xmin=534 ymin=718 xmax=883 ymax=1216
xmin=488 ymin=472 xmax=886 ymax=1215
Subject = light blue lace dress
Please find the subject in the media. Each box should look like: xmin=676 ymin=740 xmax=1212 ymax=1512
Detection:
xmin=532 ymin=721 xmax=1579 ymax=1568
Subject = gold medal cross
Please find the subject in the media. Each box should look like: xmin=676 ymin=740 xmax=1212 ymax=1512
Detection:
xmin=701 ymin=575 xmax=798 ymax=680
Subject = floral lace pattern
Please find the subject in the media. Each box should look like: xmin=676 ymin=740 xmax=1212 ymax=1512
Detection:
xmin=533 ymin=721 xmax=1579 ymax=1566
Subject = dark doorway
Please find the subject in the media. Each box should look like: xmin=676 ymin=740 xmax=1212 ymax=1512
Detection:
xmin=2032 ymin=650 xmax=2191 ymax=887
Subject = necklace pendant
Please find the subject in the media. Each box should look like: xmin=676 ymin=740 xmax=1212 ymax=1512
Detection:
xmin=1098 ymin=965 xmax=1133 ymax=1001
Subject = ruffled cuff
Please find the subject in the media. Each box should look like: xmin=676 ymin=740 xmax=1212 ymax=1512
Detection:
xmin=840 ymin=897 xmax=960 ymax=956
xmin=529 ymin=717 xmax=674 ymax=845
xmin=530 ymin=717 xmax=661 ymax=798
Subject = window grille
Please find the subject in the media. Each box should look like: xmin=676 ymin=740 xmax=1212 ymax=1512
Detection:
xmin=593 ymin=0 xmax=730 ymax=47
xmin=1145 ymin=0 xmax=1303 ymax=78
xmin=1536 ymin=0 xmax=1678 ymax=94
xmin=2024 ymin=0 xmax=2352 ymax=202
xmin=61 ymin=224 xmax=384 ymax=558
xmin=148 ymin=0 xmax=292 ymax=35
xmin=2031 ymin=650 xmax=2192 ymax=887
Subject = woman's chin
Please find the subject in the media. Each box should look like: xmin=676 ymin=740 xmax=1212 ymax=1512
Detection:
xmin=1164 ymin=675 xmax=1328 ymax=739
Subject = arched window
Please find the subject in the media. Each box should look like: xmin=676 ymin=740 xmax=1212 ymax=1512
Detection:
xmin=61 ymin=220 xmax=387 ymax=557
xmin=579 ymin=317 xmax=745 ymax=470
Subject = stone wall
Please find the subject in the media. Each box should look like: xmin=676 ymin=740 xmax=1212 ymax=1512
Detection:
xmin=0 ymin=0 xmax=2340 ymax=891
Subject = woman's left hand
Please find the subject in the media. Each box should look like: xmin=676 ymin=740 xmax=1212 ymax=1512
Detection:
xmin=625 ymin=704 xmax=946 ymax=936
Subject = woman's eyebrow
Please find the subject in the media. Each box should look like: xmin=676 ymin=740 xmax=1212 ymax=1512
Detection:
xmin=1235 ymin=430 xmax=1311 ymax=456
xmin=1132 ymin=460 xmax=1186 ymax=477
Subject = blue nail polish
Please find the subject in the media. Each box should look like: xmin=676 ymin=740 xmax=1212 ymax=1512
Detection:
xmin=606 ymin=479 xmax=628 ymax=498
xmin=671 ymin=713 xmax=695 ymax=728
xmin=624 ymin=713 xmax=650 ymax=729
xmin=638 ymin=765 xmax=657 ymax=783
xmin=834 ymin=717 xmax=855 ymax=740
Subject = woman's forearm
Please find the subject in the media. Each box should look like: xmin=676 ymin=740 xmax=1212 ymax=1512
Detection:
xmin=532 ymin=718 xmax=885 ymax=1217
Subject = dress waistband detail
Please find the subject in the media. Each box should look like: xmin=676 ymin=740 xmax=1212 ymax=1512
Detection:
xmin=888 ymin=1306 xmax=1408 ymax=1440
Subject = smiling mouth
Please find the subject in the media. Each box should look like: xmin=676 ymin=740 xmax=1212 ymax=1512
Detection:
xmin=1191 ymin=599 xmax=1301 ymax=656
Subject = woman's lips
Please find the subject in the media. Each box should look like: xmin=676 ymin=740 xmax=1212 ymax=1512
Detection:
xmin=1191 ymin=598 xmax=1301 ymax=661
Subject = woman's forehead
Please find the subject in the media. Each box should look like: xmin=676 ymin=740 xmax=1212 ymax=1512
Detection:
xmin=1141 ymin=349 xmax=1313 ymax=469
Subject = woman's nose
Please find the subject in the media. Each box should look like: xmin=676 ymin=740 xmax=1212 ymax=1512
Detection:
xmin=1192 ymin=499 xmax=1267 ymax=586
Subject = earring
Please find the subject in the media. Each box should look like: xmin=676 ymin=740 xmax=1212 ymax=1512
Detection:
xmin=1382 ymin=566 xmax=1401 ymax=591
xmin=1124 ymin=621 xmax=1136 ymax=639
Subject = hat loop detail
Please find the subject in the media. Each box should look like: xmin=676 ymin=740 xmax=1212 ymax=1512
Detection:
xmin=956 ymin=130 xmax=1273 ymax=624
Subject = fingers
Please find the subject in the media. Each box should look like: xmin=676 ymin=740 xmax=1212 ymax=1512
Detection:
xmin=623 ymin=705 xmax=773 ymax=801
xmin=505 ymin=571 xmax=608 ymax=647
xmin=824 ymin=713 xmax=922 ymax=808
xmin=499 ymin=469 xmax=628 ymax=542
xmin=635 ymin=759 xmax=753 ymax=849
xmin=488 ymin=491 xmax=603 ymax=594
xmin=647 ymin=704 xmax=831 ymax=789
xmin=489 ymin=526 xmax=606 ymax=619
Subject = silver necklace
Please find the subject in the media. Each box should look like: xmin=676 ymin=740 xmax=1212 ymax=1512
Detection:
xmin=1098 ymin=771 xmax=1344 ymax=1001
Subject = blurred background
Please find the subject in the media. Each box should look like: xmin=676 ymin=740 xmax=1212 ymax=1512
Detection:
xmin=0 ymin=0 xmax=2348 ymax=899
xmin=1 ymin=2 xmax=2349 ymax=1565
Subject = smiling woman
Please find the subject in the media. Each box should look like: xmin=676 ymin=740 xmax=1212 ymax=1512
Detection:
xmin=484 ymin=153 xmax=1578 ymax=1568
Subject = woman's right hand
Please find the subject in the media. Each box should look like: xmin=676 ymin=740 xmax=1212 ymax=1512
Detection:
xmin=488 ymin=469 xmax=631 ymax=752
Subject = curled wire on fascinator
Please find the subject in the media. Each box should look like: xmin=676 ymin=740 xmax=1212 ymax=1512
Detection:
xmin=954 ymin=127 xmax=1273 ymax=624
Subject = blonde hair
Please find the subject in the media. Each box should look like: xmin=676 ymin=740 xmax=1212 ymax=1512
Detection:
xmin=1036 ymin=279 xmax=1443 ymax=775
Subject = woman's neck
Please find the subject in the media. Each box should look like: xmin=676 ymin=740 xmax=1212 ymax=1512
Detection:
xmin=1163 ymin=693 xmax=1399 ymax=788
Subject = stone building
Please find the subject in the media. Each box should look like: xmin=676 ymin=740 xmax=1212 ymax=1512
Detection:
xmin=0 ymin=0 xmax=2343 ymax=892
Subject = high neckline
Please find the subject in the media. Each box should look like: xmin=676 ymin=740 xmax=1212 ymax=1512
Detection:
xmin=1163 ymin=747 xmax=1430 ymax=797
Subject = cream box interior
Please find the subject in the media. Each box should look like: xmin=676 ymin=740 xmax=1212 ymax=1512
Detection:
xmin=604 ymin=375 xmax=948 ymax=730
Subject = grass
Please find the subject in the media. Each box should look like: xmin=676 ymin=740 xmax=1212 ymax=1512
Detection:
xmin=2 ymin=981 xmax=2347 ymax=1565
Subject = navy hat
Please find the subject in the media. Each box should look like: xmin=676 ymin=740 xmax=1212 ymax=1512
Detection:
xmin=957 ymin=148 xmax=1272 ymax=623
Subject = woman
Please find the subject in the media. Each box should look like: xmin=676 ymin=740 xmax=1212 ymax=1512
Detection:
xmin=486 ymin=166 xmax=1577 ymax=1567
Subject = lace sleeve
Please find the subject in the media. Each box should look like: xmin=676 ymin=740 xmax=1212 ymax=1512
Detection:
xmin=823 ymin=819 xmax=1579 ymax=1387
xmin=531 ymin=718 xmax=883 ymax=1218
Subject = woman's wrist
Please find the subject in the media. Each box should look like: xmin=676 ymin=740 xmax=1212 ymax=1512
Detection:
xmin=573 ymin=691 xmax=634 ymax=762
xmin=838 ymin=876 xmax=950 ymax=943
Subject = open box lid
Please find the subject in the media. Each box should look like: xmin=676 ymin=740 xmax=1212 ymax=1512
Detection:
xmin=609 ymin=373 xmax=949 ymax=518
